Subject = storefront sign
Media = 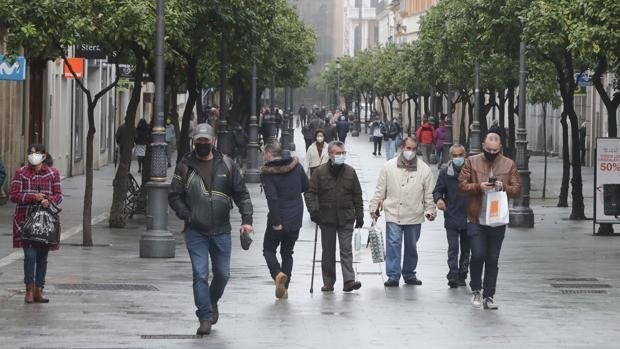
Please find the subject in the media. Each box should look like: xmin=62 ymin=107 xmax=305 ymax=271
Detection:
xmin=0 ymin=55 xmax=26 ymax=81
xmin=63 ymin=58 xmax=85 ymax=79
xmin=594 ymin=138 xmax=620 ymax=224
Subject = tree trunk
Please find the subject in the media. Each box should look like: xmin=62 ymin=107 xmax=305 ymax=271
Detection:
xmin=109 ymin=46 xmax=145 ymax=228
xmin=498 ymin=89 xmax=507 ymax=149
xmin=83 ymin=106 xmax=96 ymax=246
xmin=387 ymin=96 xmax=395 ymax=120
xmin=380 ymin=96 xmax=386 ymax=121
xmin=558 ymin=111 xmax=570 ymax=207
xmin=460 ymin=98 xmax=467 ymax=147
xmin=542 ymin=103 xmax=548 ymax=200
xmin=423 ymin=95 xmax=429 ymax=115
xmin=178 ymin=57 xmax=198 ymax=161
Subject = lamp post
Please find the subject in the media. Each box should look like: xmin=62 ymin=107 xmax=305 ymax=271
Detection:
xmin=336 ymin=58 xmax=341 ymax=111
xmin=288 ymin=87 xmax=296 ymax=151
xmin=509 ymin=42 xmax=534 ymax=228
xmin=140 ymin=0 xmax=175 ymax=258
xmin=281 ymin=86 xmax=291 ymax=150
xmin=441 ymin=84 xmax=454 ymax=169
xmin=245 ymin=61 xmax=260 ymax=183
xmin=470 ymin=61 xmax=482 ymax=154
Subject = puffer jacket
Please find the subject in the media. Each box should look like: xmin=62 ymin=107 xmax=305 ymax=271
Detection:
xmin=261 ymin=156 xmax=309 ymax=231
xmin=169 ymin=151 xmax=253 ymax=235
xmin=369 ymin=156 xmax=436 ymax=225
xmin=458 ymin=153 xmax=521 ymax=224
xmin=305 ymin=162 xmax=363 ymax=226
xmin=416 ymin=122 xmax=435 ymax=144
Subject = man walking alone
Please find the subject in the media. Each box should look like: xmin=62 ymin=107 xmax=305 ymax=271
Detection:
xmin=370 ymin=137 xmax=436 ymax=287
xmin=305 ymin=141 xmax=364 ymax=292
xmin=458 ymin=131 xmax=520 ymax=310
xmin=261 ymin=142 xmax=309 ymax=299
xmin=169 ymin=123 xmax=254 ymax=335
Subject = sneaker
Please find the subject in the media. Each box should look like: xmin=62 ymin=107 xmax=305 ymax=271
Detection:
xmin=471 ymin=291 xmax=482 ymax=309
xmin=384 ymin=279 xmax=399 ymax=287
xmin=275 ymin=272 xmax=288 ymax=299
xmin=458 ymin=279 xmax=467 ymax=287
xmin=404 ymin=278 xmax=422 ymax=286
xmin=483 ymin=297 xmax=498 ymax=310
xmin=448 ymin=279 xmax=459 ymax=288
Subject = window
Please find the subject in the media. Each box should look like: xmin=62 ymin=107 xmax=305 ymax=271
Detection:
xmin=371 ymin=0 xmax=378 ymax=7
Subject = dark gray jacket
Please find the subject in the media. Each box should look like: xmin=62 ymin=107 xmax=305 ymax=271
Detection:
xmin=169 ymin=151 xmax=253 ymax=235
xmin=433 ymin=161 xmax=467 ymax=230
xmin=261 ymin=156 xmax=309 ymax=231
xmin=0 ymin=159 xmax=5 ymax=187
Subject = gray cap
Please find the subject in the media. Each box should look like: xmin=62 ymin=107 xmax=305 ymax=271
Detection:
xmin=192 ymin=123 xmax=215 ymax=141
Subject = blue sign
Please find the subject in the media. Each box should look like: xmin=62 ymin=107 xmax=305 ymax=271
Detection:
xmin=575 ymin=72 xmax=593 ymax=87
xmin=0 ymin=55 xmax=27 ymax=81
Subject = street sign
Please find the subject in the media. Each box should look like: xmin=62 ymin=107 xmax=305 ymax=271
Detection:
xmin=575 ymin=72 xmax=593 ymax=87
xmin=594 ymin=138 xmax=620 ymax=225
xmin=0 ymin=55 xmax=26 ymax=81
xmin=75 ymin=44 xmax=118 ymax=60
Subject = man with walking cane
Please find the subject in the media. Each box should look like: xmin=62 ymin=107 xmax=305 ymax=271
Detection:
xmin=305 ymin=141 xmax=364 ymax=293
xmin=260 ymin=141 xmax=309 ymax=299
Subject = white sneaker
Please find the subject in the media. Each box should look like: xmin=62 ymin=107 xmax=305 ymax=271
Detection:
xmin=483 ymin=297 xmax=498 ymax=310
xmin=471 ymin=291 xmax=482 ymax=308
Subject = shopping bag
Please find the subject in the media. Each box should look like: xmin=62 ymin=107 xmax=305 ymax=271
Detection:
xmin=479 ymin=191 xmax=509 ymax=227
xmin=367 ymin=222 xmax=385 ymax=263
xmin=21 ymin=202 xmax=62 ymax=245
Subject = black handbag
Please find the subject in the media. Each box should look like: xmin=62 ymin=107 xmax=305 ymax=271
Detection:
xmin=21 ymin=202 xmax=62 ymax=245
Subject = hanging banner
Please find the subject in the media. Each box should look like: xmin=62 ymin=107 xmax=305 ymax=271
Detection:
xmin=0 ymin=55 xmax=27 ymax=81
xmin=63 ymin=58 xmax=85 ymax=79
xmin=594 ymin=138 xmax=620 ymax=224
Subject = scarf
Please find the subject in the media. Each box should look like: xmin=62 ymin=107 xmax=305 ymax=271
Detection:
xmin=397 ymin=154 xmax=417 ymax=172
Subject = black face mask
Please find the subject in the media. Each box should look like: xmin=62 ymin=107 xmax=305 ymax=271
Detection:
xmin=483 ymin=149 xmax=499 ymax=162
xmin=195 ymin=143 xmax=212 ymax=157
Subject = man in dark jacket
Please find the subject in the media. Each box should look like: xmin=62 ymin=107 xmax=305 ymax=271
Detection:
xmin=324 ymin=118 xmax=338 ymax=143
xmin=261 ymin=141 xmax=309 ymax=299
xmin=433 ymin=144 xmax=470 ymax=288
xmin=305 ymin=141 xmax=364 ymax=293
xmin=298 ymin=104 xmax=308 ymax=127
xmin=336 ymin=115 xmax=350 ymax=143
xmin=0 ymin=158 xmax=6 ymax=188
xmin=169 ymin=123 xmax=254 ymax=335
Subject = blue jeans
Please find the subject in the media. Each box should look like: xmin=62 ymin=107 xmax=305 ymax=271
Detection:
xmin=385 ymin=223 xmax=421 ymax=282
xmin=185 ymin=228 xmax=231 ymax=321
xmin=385 ymin=139 xmax=396 ymax=160
xmin=23 ymin=247 xmax=49 ymax=287
xmin=446 ymin=228 xmax=470 ymax=280
xmin=468 ymin=223 xmax=506 ymax=298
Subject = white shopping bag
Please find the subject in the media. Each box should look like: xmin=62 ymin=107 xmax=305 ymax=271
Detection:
xmin=479 ymin=191 xmax=509 ymax=227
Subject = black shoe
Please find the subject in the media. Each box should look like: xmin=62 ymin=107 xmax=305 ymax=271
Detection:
xmin=384 ymin=279 xmax=399 ymax=287
xmin=458 ymin=279 xmax=467 ymax=287
xmin=196 ymin=320 xmax=211 ymax=335
xmin=448 ymin=279 xmax=459 ymax=288
xmin=211 ymin=304 xmax=219 ymax=325
xmin=343 ymin=280 xmax=362 ymax=292
xmin=405 ymin=278 xmax=422 ymax=286
xmin=378 ymin=152 xmax=382 ymax=156
xmin=372 ymin=152 xmax=376 ymax=156
xmin=321 ymin=284 xmax=334 ymax=292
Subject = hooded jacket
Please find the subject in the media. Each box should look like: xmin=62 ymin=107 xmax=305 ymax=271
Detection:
xmin=168 ymin=150 xmax=253 ymax=235
xmin=433 ymin=161 xmax=467 ymax=230
xmin=261 ymin=156 xmax=309 ymax=231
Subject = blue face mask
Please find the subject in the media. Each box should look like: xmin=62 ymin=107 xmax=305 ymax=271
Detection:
xmin=334 ymin=154 xmax=346 ymax=166
xmin=452 ymin=157 xmax=465 ymax=168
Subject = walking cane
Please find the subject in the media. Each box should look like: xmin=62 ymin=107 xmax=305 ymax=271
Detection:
xmin=309 ymin=223 xmax=319 ymax=293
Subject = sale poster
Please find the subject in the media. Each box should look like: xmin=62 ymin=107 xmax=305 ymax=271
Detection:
xmin=595 ymin=138 xmax=620 ymax=223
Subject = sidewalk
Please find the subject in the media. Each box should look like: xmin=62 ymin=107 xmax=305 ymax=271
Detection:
xmin=0 ymin=131 xmax=619 ymax=348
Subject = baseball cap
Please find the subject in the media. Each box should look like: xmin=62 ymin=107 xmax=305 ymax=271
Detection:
xmin=192 ymin=123 xmax=215 ymax=141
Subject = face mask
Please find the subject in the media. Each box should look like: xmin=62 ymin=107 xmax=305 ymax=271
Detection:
xmin=452 ymin=157 xmax=465 ymax=168
xmin=333 ymin=154 xmax=346 ymax=166
xmin=316 ymin=136 xmax=324 ymax=143
xmin=28 ymin=153 xmax=44 ymax=166
xmin=195 ymin=143 xmax=212 ymax=157
xmin=483 ymin=149 xmax=499 ymax=162
xmin=402 ymin=150 xmax=416 ymax=161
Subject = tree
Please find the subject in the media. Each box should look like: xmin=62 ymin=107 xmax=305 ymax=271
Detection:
xmin=524 ymin=0 xmax=586 ymax=219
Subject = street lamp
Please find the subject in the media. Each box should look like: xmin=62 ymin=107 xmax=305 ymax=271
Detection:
xmin=245 ymin=60 xmax=260 ymax=183
xmin=441 ymin=84 xmax=454 ymax=169
xmin=509 ymin=42 xmax=534 ymax=228
xmin=140 ymin=0 xmax=175 ymax=258
xmin=470 ymin=61 xmax=482 ymax=154
xmin=336 ymin=58 xmax=341 ymax=111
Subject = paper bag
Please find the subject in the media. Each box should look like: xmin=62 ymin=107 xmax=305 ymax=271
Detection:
xmin=479 ymin=191 xmax=509 ymax=227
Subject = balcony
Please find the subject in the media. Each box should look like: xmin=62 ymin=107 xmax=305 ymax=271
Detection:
xmin=347 ymin=7 xmax=377 ymax=19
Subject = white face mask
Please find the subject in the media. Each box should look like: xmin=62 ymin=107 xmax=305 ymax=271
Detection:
xmin=402 ymin=150 xmax=416 ymax=161
xmin=316 ymin=136 xmax=324 ymax=143
xmin=333 ymin=154 xmax=346 ymax=165
xmin=28 ymin=153 xmax=44 ymax=166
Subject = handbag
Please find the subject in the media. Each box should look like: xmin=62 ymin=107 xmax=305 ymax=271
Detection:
xmin=21 ymin=202 xmax=62 ymax=245
xmin=367 ymin=221 xmax=385 ymax=263
xmin=479 ymin=191 xmax=509 ymax=227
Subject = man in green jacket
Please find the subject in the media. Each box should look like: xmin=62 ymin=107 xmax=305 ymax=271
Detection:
xmin=305 ymin=141 xmax=364 ymax=292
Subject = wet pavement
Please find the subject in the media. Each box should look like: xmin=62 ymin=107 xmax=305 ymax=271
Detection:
xmin=0 ymin=130 xmax=619 ymax=348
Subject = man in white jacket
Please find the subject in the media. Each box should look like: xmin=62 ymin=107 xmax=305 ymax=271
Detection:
xmin=369 ymin=137 xmax=436 ymax=287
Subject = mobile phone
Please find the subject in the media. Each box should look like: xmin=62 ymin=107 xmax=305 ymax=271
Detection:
xmin=488 ymin=177 xmax=497 ymax=184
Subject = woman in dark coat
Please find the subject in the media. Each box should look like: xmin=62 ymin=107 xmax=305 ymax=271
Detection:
xmin=10 ymin=144 xmax=63 ymax=303
xmin=135 ymin=119 xmax=151 ymax=173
